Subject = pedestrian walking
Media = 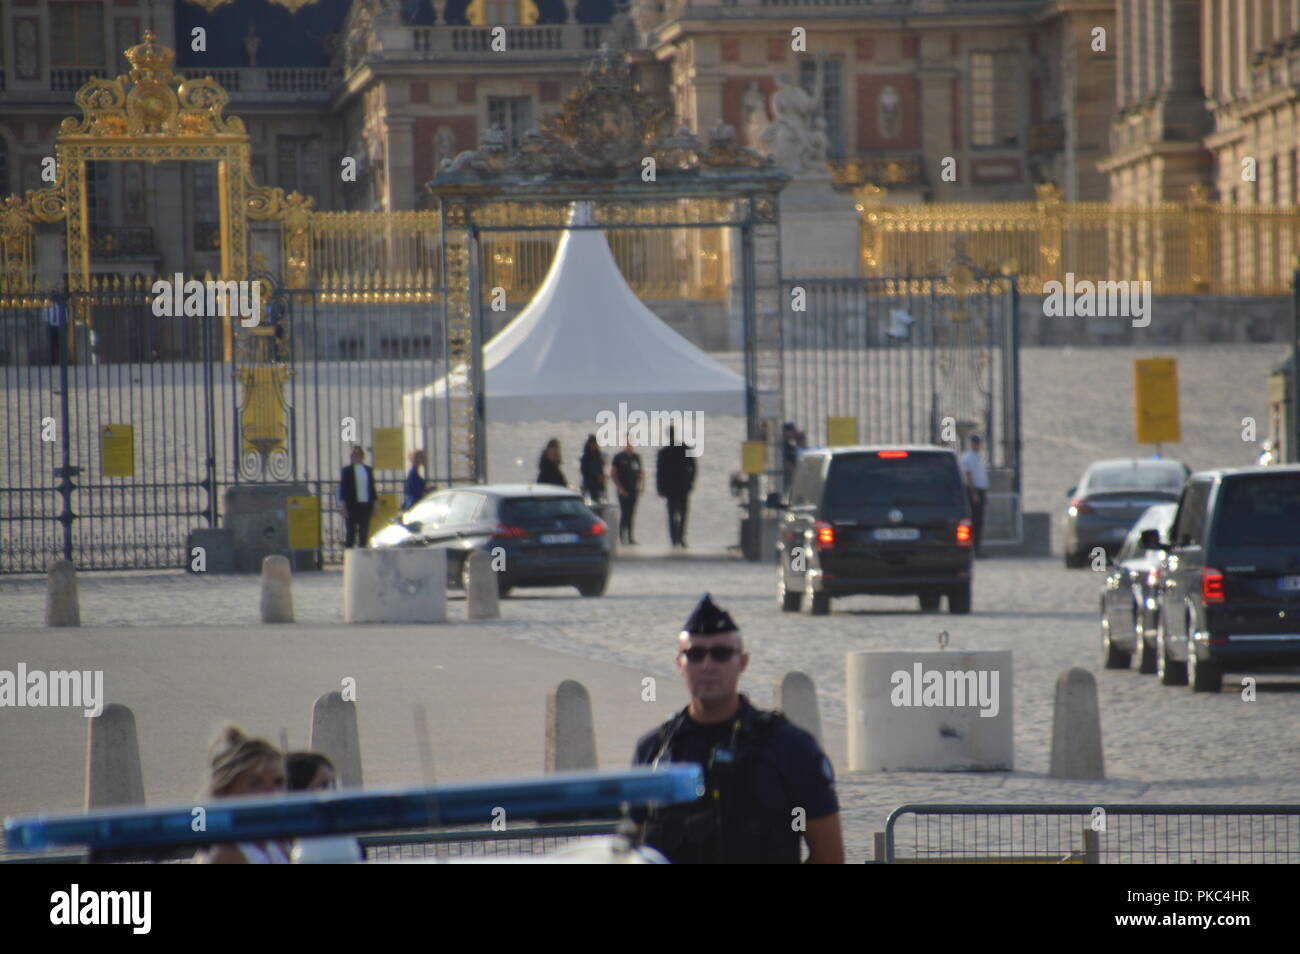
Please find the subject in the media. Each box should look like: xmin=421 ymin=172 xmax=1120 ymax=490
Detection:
xmin=536 ymin=438 xmax=568 ymax=487
xmin=45 ymin=281 xmax=68 ymax=367
xmin=781 ymin=422 xmax=806 ymax=492
xmin=656 ymin=426 xmax=696 ymax=548
xmin=631 ymin=594 xmax=844 ymax=864
xmin=960 ymin=433 xmax=989 ymax=557
xmin=403 ymin=449 xmax=428 ymax=511
xmin=339 ymin=445 xmax=376 ymax=548
xmin=610 ymin=440 xmax=644 ymax=544
xmin=579 ymin=434 xmax=607 ymax=505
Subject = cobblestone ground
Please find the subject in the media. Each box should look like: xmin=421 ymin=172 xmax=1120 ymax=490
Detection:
xmin=3 ymin=555 xmax=1298 ymax=864
xmin=2 ymin=344 xmax=1295 ymax=864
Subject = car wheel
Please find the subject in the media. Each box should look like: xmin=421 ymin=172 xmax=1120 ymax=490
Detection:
xmin=1134 ymin=611 xmax=1156 ymax=674
xmin=778 ymin=561 xmax=802 ymax=612
xmin=918 ymin=592 xmax=942 ymax=613
xmin=1156 ymin=612 xmax=1187 ymax=686
xmin=804 ymin=574 xmax=829 ymax=616
xmin=947 ymin=584 xmax=972 ymax=614
xmin=496 ymin=576 xmax=514 ymax=599
xmin=1188 ymin=647 xmax=1223 ymax=693
xmin=1064 ymin=548 xmax=1087 ymax=569
xmin=1102 ymin=607 xmax=1131 ymax=669
xmin=577 ymin=575 xmax=608 ymax=597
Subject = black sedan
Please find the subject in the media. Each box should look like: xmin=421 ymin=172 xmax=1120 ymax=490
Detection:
xmin=369 ymin=484 xmax=612 ymax=597
xmin=1064 ymin=458 xmax=1189 ymax=567
xmin=1100 ymin=502 xmax=1177 ymax=672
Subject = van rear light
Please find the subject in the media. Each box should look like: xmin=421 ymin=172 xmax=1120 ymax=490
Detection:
xmin=814 ymin=522 xmax=835 ymax=550
xmin=1202 ymin=567 xmax=1225 ymax=604
xmin=878 ymin=450 xmax=909 ymax=459
xmin=956 ymin=520 xmax=972 ymax=546
xmin=492 ymin=525 xmax=529 ymax=539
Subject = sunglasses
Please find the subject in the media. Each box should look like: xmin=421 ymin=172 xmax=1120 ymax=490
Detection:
xmin=680 ymin=646 xmax=741 ymax=663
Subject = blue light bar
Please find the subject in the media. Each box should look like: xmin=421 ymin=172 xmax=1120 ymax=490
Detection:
xmin=5 ymin=764 xmax=703 ymax=853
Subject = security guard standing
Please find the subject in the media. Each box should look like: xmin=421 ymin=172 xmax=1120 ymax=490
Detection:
xmin=632 ymin=594 xmax=844 ymax=864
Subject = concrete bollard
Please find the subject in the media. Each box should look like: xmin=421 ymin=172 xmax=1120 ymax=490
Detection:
xmin=84 ymin=703 xmax=145 ymax=808
xmin=847 ymin=649 xmax=1014 ymax=772
xmin=545 ymin=679 xmax=597 ymax=772
xmin=311 ymin=691 xmax=363 ymax=788
xmin=773 ymin=671 xmax=823 ymax=746
xmin=45 ymin=560 xmax=81 ymax=627
xmin=260 ymin=555 xmax=294 ymax=623
xmin=465 ymin=550 xmax=499 ymax=620
xmin=343 ymin=548 xmax=446 ymax=623
xmin=1049 ymin=667 xmax=1105 ymax=779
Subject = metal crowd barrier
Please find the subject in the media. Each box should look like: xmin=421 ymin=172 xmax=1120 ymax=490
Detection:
xmin=882 ymin=804 xmax=1300 ymax=864
xmin=358 ymin=821 xmax=622 ymax=861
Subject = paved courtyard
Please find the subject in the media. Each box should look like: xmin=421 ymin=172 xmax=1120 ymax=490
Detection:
xmin=3 ymin=553 xmax=1298 ymax=864
xmin=2 ymin=344 xmax=1296 ymax=864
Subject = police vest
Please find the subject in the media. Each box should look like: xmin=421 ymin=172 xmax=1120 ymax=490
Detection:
xmin=641 ymin=708 xmax=796 ymax=864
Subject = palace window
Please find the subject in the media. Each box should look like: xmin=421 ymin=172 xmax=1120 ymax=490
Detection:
xmin=488 ymin=96 xmax=533 ymax=153
xmin=192 ymin=162 xmax=220 ymax=251
xmin=800 ymin=57 xmax=844 ymax=158
xmin=50 ymin=3 xmax=105 ymax=67
xmin=84 ymin=161 xmax=112 ymax=233
xmin=970 ymin=51 xmax=1020 ymax=148
xmin=276 ymin=136 xmax=323 ymax=200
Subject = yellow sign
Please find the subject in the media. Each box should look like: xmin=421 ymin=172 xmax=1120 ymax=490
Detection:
xmin=741 ymin=441 xmax=766 ymax=476
xmin=1134 ymin=358 xmax=1181 ymax=444
xmin=373 ymin=427 xmax=405 ymax=471
xmin=372 ymin=492 xmax=401 ymax=530
xmin=241 ymin=366 xmax=287 ymax=455
xmin=827 ymin=416 xmax=858 ymax=447
xmin=286 ymin=496 xmax=320 ymax=550
xmin=101 ymin=425 xmax=135 ymax=477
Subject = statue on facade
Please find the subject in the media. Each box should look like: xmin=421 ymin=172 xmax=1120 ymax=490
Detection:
xmin=741 ymin=80 xmax=768 ymax=149
xmin=609 ymin=0 xmax=638 ymax=50
xmin=758 ymin=59 xmax=828 ymax=173
xmin=244 ymin=22 xmax=261 ymax=67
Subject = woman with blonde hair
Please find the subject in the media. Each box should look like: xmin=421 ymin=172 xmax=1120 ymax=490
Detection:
xmin=194 ymin=725 xmax=291 ymax=864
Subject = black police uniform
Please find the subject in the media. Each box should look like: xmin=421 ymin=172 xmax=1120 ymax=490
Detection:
xmin=632 ymin=693 xmax=838 ymax=864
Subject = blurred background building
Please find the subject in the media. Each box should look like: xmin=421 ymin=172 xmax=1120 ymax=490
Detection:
xmin=2 ymin=0 xmax=1298 ymax=283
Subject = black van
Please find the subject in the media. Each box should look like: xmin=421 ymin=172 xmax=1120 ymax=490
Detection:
xmin=1147 ymin=465 xmax=1300 ymax=692
xmin=771 ymin=446 xmax=974 ymax=616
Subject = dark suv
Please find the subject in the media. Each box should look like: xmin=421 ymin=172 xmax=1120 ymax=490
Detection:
xmin=1149 ymin=465 xmax=1300 ymax=692
xmin=771 ymin=446 xmax=974 ymax=616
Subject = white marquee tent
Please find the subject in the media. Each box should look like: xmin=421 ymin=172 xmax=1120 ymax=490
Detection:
xmin=402 ymin=203 xmax=745 ymax=450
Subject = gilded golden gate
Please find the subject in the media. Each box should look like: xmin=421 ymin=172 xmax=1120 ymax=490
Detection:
xmin=857 ymin=183 xmax=1300 ymax=296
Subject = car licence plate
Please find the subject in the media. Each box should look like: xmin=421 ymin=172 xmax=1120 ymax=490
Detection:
xmin=539 ymin=532 xmax=579 ymax=545
xmin=1279 ymin=575 xmax=1300 ymax=592
xmin=872 ymin=528 xmax=920 ymax=541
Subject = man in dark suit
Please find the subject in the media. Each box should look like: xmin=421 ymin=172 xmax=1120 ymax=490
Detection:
xmin=339 ymin=446 xmax=376 ymax=548
xmin=656 ymin=426 xmax=697 ymax=549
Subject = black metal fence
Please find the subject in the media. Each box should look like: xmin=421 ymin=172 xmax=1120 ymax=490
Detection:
xmin=780 ymin=276 xmax=1020 ymax=475
xmin=0 ymin=281 xmax=452 ymax=573
xmin=780 ymin=274 xmax=1023 ymax=543
xmin=883 ymin=804 xmax=1300 ymax=864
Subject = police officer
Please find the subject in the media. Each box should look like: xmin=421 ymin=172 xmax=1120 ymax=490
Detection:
xmin=632 ymin=594 xmax=844 ymax=864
